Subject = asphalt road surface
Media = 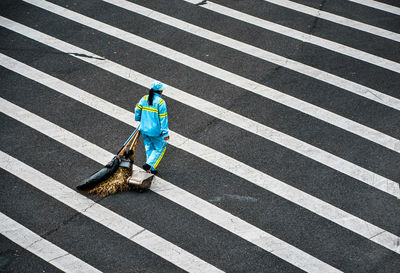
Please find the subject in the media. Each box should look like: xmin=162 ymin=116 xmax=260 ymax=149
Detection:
xmin=1 ymin=0 xmax=399 ymax=272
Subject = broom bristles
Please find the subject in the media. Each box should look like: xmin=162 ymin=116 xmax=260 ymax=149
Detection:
xmin=88 ymin=130 xmax=140 ymax=197
xmin=88 ymin=167 xmax=132 ymax=197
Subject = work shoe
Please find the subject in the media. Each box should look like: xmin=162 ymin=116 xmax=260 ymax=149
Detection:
xmin=150 ymin=170 xmax=158 ymax=175
xmin=142 ymin=164 xmax=151 ymax=171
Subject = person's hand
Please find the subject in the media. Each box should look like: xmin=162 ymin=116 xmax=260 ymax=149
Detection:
xmin=164 ymin=136 xmax=170 ymax=141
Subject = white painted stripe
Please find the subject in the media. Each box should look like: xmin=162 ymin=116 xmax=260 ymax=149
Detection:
xmin=1 ymin=71 xmax=399 ymax=255
xmin=182 ymin=0 xmax=202 ymax=4
xmin=0 ymin=105 xmax=341 ymax=273
xmin=0 ymin=155 xmax=222 ymax=273
xmin=100 ymin=0 xmax=400 ymax=111
xmin=347 ymin=0 xmax=400 ymax=16
xmin=1 ymin=20 xmax=399 ymax=197
xmin=0 ymin=213 xmax=102 ymax=273
xmin=187 ymin=1 xmax=400 ymax=73
xmin=263 ymin=0 xmax=400 ymax=42
xmin=21 ymin=0 xmax=400 ymax=155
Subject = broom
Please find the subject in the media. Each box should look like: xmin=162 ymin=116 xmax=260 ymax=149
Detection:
xmin=87 ymin=129 xmax=141 ymax=197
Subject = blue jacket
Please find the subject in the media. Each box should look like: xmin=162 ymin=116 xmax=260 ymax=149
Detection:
xmin=135 ymin=93 xmax=169 ymax=137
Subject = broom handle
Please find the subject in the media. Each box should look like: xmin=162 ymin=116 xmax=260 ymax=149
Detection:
xmin=126 ymin=131 xmax=140 ymax=162
xmin=117 ymin=125 xmax=141 ymax=155
xmin=119 ymin=135 xmax=134 ymax=156
xmin=123 ymin=124 xmax=140 ymax=146
xmin=129 ymin=131 xmax=140 ymax=150
xmin=118 ymin=129 xmax=140 ymax=157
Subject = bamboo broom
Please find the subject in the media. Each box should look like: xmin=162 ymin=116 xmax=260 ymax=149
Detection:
xmin=88 ymin=130 xmax=141 ymax=196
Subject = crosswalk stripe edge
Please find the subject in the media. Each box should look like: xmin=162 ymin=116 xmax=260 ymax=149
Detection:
xmin=0 ymin=212 xmax=103 ymax=273
xmin=262 ymin=0 xmax=400 ymax=42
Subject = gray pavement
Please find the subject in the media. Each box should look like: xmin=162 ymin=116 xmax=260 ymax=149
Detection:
xmin=1 ymin=0 xmax=399 ymax=272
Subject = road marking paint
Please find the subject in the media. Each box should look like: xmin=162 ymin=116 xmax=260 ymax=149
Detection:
xmin=21 ymin=0 xmax=400 ymax=155
xmin=0 ymin=151 xmax=223 ymax=273
xmin=346 ymin=0 xmax=400 ymax=16
xmin=100 ymin=0 xmax=400 ymax=111
xmin=183 ymin=0 xmax=400 ymax=73
xmin=1 ymin=20 xmax=399 ymax=197
xmin=262 ymin=0 xmax=400 ymax=42
xmin=1 ymin=77 xmax=399 ymax=255
xmin=0 ymin=110 xmax=341 ymax=273
xmin=0 ymin=213 xmax=102 ymax=273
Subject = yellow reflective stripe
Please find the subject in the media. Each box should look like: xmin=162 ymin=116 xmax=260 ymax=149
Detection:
xmin=144 ymin=95 xmax=148 ymax=100
xmin=154 ymin=144 xmax=167 ymax=169
xmin=158 ymin=113 xmax=168 ymax=118
xmin=142 ymin=106 xmax=158 ymax=113
xmin=136 ymin=105 xmax=143 ymax=110
xmin=159 ymin=99 xmax=164 ymax=105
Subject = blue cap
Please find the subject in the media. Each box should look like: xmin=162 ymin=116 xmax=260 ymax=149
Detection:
xmin=151 ymin=81 xmax=166 ymax=91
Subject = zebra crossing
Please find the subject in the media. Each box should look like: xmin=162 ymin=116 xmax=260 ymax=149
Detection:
xmin=261 ymin=0 xmax=400 ymax=41
xmin=1 ymin=15 xmax=398 ymax=196
xmin=345 ymin=0 xmax=400 ymax=15
xmin=1 ymin=54 xmax=399 ymax=252
xmin=0 ymin=99 xmax=340 ymax=272
xmin=1 ymin=0 xmax=399 ymax=272
xmin=0 ymin=212 xmax=102 ymax=273
xmin=184 ymin=0 xmax=400 ymax=73
xmin=3 ymin=0 xmax=398 ymax=154
xmin=103 ymin=0 xmax=400 ymax=110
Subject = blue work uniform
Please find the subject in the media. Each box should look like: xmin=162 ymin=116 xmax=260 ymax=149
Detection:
xmin=135 ymin=93 xmax=169 ymax=171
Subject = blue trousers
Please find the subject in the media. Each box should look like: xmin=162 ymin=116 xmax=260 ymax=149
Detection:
xmin=142 ymin=134 xmax=168 ymax=171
